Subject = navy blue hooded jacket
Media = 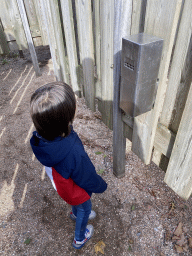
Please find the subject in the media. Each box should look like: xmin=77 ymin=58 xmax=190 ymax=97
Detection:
xmin=30 ymin=126 xmax=107 ymax=205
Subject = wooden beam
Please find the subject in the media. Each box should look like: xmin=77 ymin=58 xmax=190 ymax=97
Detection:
xmin=16 ymin=0 xmax=41 ymax=76
xmin=164 ymin=81 xmax=192 ymax=200
xmin=131 ymin=0 xmax=183 ymax=164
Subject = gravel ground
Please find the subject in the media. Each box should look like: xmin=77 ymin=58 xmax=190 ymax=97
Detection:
xmin=1 ymin=47 xmax=192 ymax=256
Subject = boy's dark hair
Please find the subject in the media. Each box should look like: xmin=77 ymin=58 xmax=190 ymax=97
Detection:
xmin=30 ymin=82 xmax=76 ymax=140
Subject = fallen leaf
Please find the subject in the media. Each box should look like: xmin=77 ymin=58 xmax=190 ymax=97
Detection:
xmin=183 ymin=244 xmax=189 ymax=252
xmin=174 ymin=222 xmax=183 ymax=237
xmin=131 ymin=205 xmax=135 ymax=211
xmin=95 ymin=241 xmax=106 ymax=254
xmin=97 ymin=169 xmax=105 ymax=174
xmin=188 ymin=237 xmax=192 ymax=247
xmin=95 ymin=151 xmax=103 ymax=155
xmin=175 ymin=245 xmax=183 ymax=253
xmin=24 ymin=238 xmax=31 ymax=245
xmin=103 ymin=154 xmax=107 ymax=158
xmin=176 ymin=233 xmax=185 ymax=247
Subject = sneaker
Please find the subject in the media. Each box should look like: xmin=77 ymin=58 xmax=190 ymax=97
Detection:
xmin=72 ymin=224 xmax=94 ymax=249
xmin=70 ymin=210 xmax=96 ymax=221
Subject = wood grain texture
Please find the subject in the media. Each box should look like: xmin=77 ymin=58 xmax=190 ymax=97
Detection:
xmin=75 ymin=0 xmax=95 ymax=111
xmin=160 ymin=0 xmax=192 ymax=133
xmin=60 ymin=0 xmax=81 ymax=96
xmin=98 ymin=0 xmax=115 ymax=129
xmin=131 ymin=0 xmax=183 ymax=164
xmin=113 ymin=0 xmax=133 ymax=177
xmin=16 ymin=0 xmax=41 ymax=76
xmin=48 ymin=0 xmax=69 ymax=83
xmin=164 ymin=82 xmax=192 ymax=200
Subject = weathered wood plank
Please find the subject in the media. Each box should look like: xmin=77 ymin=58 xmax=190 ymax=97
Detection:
xmin=93 ymin=0 xmax=101 ymax=100
xmin=16 ymin=0 xmax=41 ymax=76
xmin=60 ymin=0 xmax=81 ymax=96
xmin=48 ymin=0 xmax=69 ymax=83
xmin=131 ymin=0 xmax=147 ymax=34
xmin=75 ymin=0 xmax=95 ymax=111
xmin=41 ymin=0 xmax=68 ymax=82
xmin=131 ymin=0 xmax=183 ymax=164
xmin=113 ymin=0 xmax=133 ymax=177
xmin=154 ymin=123 xmax=176 ymax=158
xmin=23 ymin=0 xmax=41 ymax=38
xmin=0 ymin=21 xmax=9 ymax=54
xmin=2 ymin=0 xmax=28 ymax=50
xmin=40 ymin=0 xmax=60 ymax=80
xmin=164 ymin=82 xmax=192 ymax=200
xmin=33 ymin=0 xmax=49 ymax=45
xmin=160 ymin=0 xmax=192 ymax=133
xmin=98 ymin=0 xmax=115 ymax=129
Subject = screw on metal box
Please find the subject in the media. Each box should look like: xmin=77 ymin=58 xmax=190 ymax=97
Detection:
xmin=120 ymin=33 xmax=163 ymax=117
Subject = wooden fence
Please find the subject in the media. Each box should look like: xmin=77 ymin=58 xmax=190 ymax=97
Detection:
xmin=1 ymin=0 xmax=192 ymax=200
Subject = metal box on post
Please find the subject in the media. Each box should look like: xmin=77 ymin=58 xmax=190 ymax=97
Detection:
xmin=120 ymin=33 xmax=163 ymax=117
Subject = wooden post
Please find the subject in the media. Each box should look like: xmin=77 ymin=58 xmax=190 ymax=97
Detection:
xmin=60 ymin=0 xmax=81 ymax=96
xmin=113 ymin=0 xmax=133 ymax=177
xmin=164 ymin=82 xmax=192 ymax=200
xmin=75 ymin=0 xmax=95 ymax=111
xmin=131 ymin=0 xmax=183 ymax=164
xmin=16 ymin=0 xmax=41 ymax=76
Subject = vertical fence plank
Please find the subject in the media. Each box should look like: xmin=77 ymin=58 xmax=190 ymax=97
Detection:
xmin=23 ymin=0 xmax=41 ymax=39
xmin=41 ymin=0 xmax=68 ymax=83
xmin=16 ymin=0 xmax=41 ymax=76
xmin=160 ymin=0 xmax=192 ymax=132
xmin=164 ymin=82 xmax=192 ymax=200
xmin=75 ymin=0 xmax=95 ymax=111
xmin=0 ymin=21 xmax=9 ymax=54
xmin=113 ymin=0 xmax=133 ymax=177
xmin=93 ymin=0 xmax=101 ymax=100
xmin=2 ymin=0 xmax=28 ymax=51
xmin=40 ymin=0 xmax=60 ymax=80
xmin=33 ymin=0 xmax=49 ymax=45
xmin=47 ymin=0 xmax=69 ymax=83
xmin=98 ymin=0 xmax=114 ymax=129
xmin=131 ymin=0 xmax=147 ymax=34
xmin=131 ymin=0 xmax=183 ymax=164
xmin=60 ymin=0 xmax=81 ymax=96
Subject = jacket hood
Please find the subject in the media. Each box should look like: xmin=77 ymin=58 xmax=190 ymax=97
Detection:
xmin=30 ymin=127 xmax=77 ymax=167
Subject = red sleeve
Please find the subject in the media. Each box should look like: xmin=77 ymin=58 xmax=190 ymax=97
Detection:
xmin=52 ymin=167 xmax=90 ymax=205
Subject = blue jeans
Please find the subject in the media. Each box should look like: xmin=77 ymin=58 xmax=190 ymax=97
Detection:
xmin=72 ymin=199 xmax=92 ymax=241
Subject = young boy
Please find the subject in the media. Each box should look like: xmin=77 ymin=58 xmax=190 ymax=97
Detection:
xmin=30 ymin=82 xmax=107 ymax=249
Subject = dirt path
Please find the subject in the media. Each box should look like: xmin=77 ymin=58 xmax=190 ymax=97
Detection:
xmin=1 ymin=47 xmax=192 ymax=255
